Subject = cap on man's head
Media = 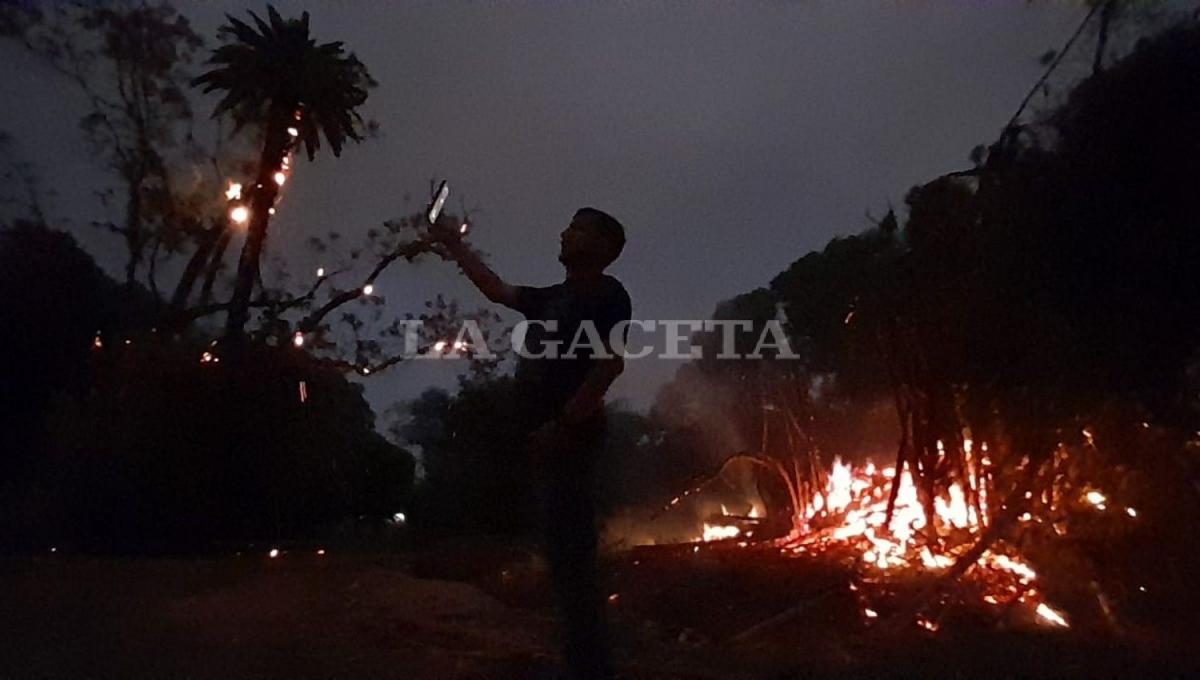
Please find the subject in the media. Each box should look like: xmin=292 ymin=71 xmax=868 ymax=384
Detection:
xmin=574 ymin=207 xmax=625 ymax=267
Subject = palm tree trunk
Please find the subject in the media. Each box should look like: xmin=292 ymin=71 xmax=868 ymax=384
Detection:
xmin=225 ymin=105 xmax=289 ymax=338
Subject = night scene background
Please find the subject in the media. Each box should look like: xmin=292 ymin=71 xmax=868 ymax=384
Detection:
xmin=1 ymin=1 xmax=1199 ymax=678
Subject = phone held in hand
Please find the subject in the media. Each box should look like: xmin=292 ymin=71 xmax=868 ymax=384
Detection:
xmin=427 ymin=180 xmax=449 ymax=224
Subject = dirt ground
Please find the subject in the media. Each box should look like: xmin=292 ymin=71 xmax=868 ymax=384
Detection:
xmin=1 ymin=543 xmax=1195 ymax=679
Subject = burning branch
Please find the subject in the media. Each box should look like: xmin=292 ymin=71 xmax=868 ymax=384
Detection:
xmin=653 ymin=452 xmax=777 ymax=519
xmin=293 ymin=240 xmax=433 ymax=334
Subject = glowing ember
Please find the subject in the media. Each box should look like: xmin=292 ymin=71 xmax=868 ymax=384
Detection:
xmin=361 ymin=284 xmax=374 ymax=296
xmin=983 ymin=553 xmax=1036 ymax=583
xmin=287 ymin=126 xmax=299 ymax=137
xmin=1035 ymin=602 xmax=1069 ymax=627
xmin=292 ymin=332 xmax=305 ymax=348
xmin=274 ymin=171 xmax=287 ymax=186
xmin=229 ymin=205 xmax=250 ymax=225
xmin=701 ymin=523 xmax=740 ymax=541
xmin=1085 ymin=490 xmax=1107 ymax=509
xmin=225 ymin=182 xmax=242 ymax=200
xmin=693 ymin=502 xmax=763 ymax=543
xmin=268 ymin=548 xmax=280 ymax=558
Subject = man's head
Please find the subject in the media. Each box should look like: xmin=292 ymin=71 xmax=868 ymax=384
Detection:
xmin=559 ymin=207 xmax=625 ymax=272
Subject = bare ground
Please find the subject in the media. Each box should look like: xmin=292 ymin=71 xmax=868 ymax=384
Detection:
xmin=0 ymin=544 xmax=1194 ymax=679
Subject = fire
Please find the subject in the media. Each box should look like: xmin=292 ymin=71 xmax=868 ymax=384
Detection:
xmin=788 ymin=460 xmax=948 ymax=569
xmin=694 ymin=502 xmax=763 ymax=543
xmin=702 ymin=523 xmax=741 ymax=541
xmin=691 ymin=444 xmax=1072 ymax=630
xmin=1035 ymin=602 xmax=1069 ymax=627
xmin=662 ymin=426 xmax=1127 ymax=633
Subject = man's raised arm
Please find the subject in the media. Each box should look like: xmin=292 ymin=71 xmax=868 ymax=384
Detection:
xmin=426 ymin=217 xmax=519 ymax=309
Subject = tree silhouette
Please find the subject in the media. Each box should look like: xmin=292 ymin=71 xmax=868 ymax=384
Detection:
xmin=652 ymin=17 xmax=1200 ymax=554
xmin=1 ymin=2 xmax=209 ymax=291
xmin=192 ymin=5 xmax=374 ymax=337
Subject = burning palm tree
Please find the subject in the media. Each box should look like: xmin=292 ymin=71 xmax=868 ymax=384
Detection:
xmin=193 ymin=5 xmax=374 ymax=337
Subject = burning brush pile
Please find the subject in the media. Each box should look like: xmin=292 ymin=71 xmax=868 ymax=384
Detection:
xmin=662 ymin=434 xmax=1147 ymax=635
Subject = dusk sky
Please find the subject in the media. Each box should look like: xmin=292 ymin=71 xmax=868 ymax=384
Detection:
xmin=0 ymin=1 xmax=1092 ymax=413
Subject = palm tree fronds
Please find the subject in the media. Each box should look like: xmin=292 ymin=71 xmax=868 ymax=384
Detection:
xmin=192 ymin=4 xmax=373 ymax=158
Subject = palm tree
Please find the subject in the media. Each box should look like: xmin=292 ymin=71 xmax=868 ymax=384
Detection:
xmin=192 ymin=5 xmax=374 ymax=337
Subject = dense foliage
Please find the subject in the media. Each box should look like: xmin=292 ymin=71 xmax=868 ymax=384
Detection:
xmin=0 ymin=223 xmax=414 ymax=552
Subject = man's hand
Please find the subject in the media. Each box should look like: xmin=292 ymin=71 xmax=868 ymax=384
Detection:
xmin=423 ymin=215 xmax=467 ymax=259
xmin=558 ymin=357 xmax=623 ymax=426
xmin=423 ymin=214 xmax=518 ymax=308
xmin=427 ymin=214 xmax=465 ymax=244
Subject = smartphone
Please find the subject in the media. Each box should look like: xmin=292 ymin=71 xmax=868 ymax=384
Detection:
xmin=426 ymin=180 xmax=449 ymax=224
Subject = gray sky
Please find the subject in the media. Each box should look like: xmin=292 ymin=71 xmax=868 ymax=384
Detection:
xmin=1 ymin=1 xmax=1091 ymax=413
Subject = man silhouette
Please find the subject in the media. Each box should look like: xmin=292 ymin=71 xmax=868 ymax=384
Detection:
xmin=427 ymin=207 xmax=631 ymax=679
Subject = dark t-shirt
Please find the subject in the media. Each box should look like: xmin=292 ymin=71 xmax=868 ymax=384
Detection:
xmin=509 ymin=274 xmax=632 ymax=429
